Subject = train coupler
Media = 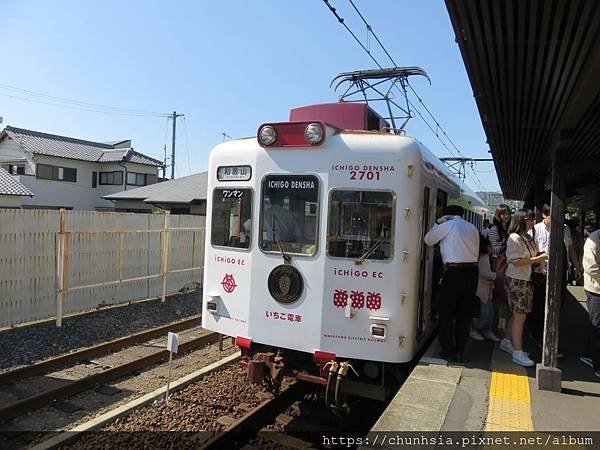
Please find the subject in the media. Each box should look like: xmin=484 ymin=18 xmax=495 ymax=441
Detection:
xmin=246 ymin=352 xmax=284 ymax=387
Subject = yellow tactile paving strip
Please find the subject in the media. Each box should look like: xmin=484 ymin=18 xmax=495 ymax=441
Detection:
xmin=485 ymin=349 xmax=534 ymax=431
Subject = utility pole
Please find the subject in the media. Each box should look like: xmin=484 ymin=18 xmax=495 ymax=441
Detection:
xmin=162 ymin=145 xmax=167 ymax=180
xmin=171 ymin=111 xmax=184 ymax=180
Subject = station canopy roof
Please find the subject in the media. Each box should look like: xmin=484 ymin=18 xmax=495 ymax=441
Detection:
xmin=445 ymin=0 xmax=600 ymax=209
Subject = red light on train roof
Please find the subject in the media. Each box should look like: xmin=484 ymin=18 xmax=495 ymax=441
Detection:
xmin=257 ymin=121 xmax=326 ymax=148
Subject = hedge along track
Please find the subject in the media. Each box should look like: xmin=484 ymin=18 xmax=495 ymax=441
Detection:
xmin=0 ymin=316 xmax=223 ymax=422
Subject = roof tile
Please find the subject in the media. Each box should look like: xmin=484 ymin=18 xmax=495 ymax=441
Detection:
xmin=0 ymin=168 xmax=34 ymax=196
xmin=2 ymin=126 xmax=162 ymax=166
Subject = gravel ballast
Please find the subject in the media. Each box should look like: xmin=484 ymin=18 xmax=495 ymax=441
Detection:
xmin=0 ymin=291 xmax=202 ymax=372
xmin=70 ymin=364 xmax=274 ymax=449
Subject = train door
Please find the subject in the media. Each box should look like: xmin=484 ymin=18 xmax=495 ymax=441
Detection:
xmin=416 ymin=186 xmax=431 ymax=337
xmin=430 ymin=188 xmax=447 ymax=321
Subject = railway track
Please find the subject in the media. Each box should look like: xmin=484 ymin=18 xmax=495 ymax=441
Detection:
xmin=32 ymin=360 xmax=387 ymax=450
xmin=203 ymin=381 xmax=384 ymax=450
xmin=0 ymin=316 xmax=200 ymax=383
xmin=0 ymin=316 xmax=220 ymax=423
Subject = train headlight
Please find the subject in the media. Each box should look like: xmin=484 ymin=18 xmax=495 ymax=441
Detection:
xmin=370 ymin=324 xmax=387 ymax=339
xmin=304 ymin=122 xmax=324 ymax=145
xmin=206 ymin=295 xmax=220 ymax=313
xmin=258 ymin=125 xmax=277 ymax=146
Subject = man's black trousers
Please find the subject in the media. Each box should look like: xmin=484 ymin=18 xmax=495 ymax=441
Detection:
xmin=438 ymin=265 xmax=479 ymax=358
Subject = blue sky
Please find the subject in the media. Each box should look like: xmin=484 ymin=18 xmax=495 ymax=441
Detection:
xmin=0 ymin=0 xmax=499 ymax=191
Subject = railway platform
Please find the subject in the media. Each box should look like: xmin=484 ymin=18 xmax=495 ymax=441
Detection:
xmin=371 ymin=285 xmax=600 ymax=434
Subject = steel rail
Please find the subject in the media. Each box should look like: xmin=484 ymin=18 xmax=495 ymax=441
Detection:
xmin=0 ymin=331 xmax=219 ymax=422
xmin=0 ymin=316 xmax=201 ymax=385
xmin=199 ymin=381 xmax=303 ymax=450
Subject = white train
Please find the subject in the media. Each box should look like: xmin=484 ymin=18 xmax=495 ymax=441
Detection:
xmin=202 ymin=102 xmax=486 ymax=404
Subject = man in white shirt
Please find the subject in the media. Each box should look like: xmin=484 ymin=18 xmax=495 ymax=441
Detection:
xmin=425 ymin=204 xmax=480 ymax=362
xmin=581 ymin=229 xmax=600 ymax=378
xmin=533 ymin=205 xmax=577 ymax=271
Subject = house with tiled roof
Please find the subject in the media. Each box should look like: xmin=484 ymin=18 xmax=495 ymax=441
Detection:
xmin=0 ymin=126 xmax=162 ymax=210
xmin=104 ymin=171 xmax=208 ymax=214
xmin=0 ymin=167 xmax=34 ymax=208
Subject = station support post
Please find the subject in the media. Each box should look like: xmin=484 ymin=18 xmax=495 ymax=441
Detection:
xmin=537 ymin=147 xmax=566 ymax=391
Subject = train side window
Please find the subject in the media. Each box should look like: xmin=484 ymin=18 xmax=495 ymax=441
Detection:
xmin=327 ymin=190 xmax=394 ymax=260
xmin=260 ymin=175 xmax=319 ymax=256
xmin=435 ymin=189 xmax=447 ymax=219
xmin=211 ymin=188 xmax=252 ymax=249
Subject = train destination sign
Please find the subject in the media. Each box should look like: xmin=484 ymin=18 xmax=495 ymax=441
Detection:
xmin=217 ymin=165 xmax=252 ymax=181
xmin=266 ymin=178 xmax=316 ymax=190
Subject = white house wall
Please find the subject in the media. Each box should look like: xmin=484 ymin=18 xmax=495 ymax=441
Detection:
xmin=9 ymin=155 xmax=158 ymax=210
xmin=0 ymin=195 xmax=22 ymax=208
xmin=0 ymin=138 xmax=35 ymax=173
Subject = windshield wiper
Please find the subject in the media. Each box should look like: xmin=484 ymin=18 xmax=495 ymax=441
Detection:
xmin=272 ymin=224 xmax=291 ymax=264
xmin=354 ymin=237 xmax=384 ymax=265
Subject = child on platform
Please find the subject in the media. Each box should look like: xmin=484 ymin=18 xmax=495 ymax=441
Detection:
xmin=471 ymin=236 xmax=501 ymax=342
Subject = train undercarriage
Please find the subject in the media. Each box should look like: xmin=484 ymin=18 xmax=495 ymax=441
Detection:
xmin=236 ymin=340 xmax=409 ymax=412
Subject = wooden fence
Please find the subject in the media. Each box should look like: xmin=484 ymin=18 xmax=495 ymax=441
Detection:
xmin=0 ymin=209 xmax=205 ymax=328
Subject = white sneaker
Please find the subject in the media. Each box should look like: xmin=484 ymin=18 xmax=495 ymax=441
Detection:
xmin=513 ymin=350 xmax=535 ymax=367
xmin=484 ymin=331 xmax=500 ymax=342
xmin=470 ymin=329 xmax=484 ymax=341
xmin=499 ymin=338 xmax=514 ymax=354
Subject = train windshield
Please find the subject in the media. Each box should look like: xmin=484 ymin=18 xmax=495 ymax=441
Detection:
xmin=211 ymin=188 xmax=253 ymax=249
xmin=327 ymin=190 xmax=394 ymax=260
xmin=260 ymin=175 xmax=319 ymax=256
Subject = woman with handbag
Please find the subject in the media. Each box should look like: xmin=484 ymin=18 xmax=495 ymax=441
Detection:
xmin=500 ymin=209 xmax=548 ymax=367
xmin=488 ymin=204 xmax=511 ymax=330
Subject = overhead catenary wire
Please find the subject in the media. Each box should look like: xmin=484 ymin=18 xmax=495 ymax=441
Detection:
xmin=323 ymin=0 xmax=488 ymax=192
xmin=345 ymin=0 xmax=487 ymax=192
xmin=322 ymin=0 xmax=383 ymax=70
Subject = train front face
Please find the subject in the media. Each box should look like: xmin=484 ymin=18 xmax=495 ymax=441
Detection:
xmin=202 ymin=121 xmax=424 ymax=391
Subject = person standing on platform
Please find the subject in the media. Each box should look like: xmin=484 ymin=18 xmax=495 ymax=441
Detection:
xmin=471 ymin=235 xmax=500 ymax=342
xmin=529 ymin=204 xmax=580 ymax=349
xmin=488 ymin=204 xmax=511 ymax=331
xmin=424 ymin=205 xmax=480 ymax=362
xmin=500 ymin=209 xmax=548 ymax=367
xmin=580 ymin=228 xmax=600 ymax=378
xmin=481 ymin=219 xmax=491 ymax=239
xmin=569 ymin=220 xmax=584 ymax=286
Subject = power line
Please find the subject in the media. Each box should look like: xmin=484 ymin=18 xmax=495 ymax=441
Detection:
xmin=323 ymin=0 xmax=488 ymax=192
xmin=346 ymin=0 xmax=487 ymax=191
xmin=0 ymin=91 xmax=169 ymax=118
xmin=348 ymin=0 xmax=396 ymax=66
xmin=322 ymin=0 xmax=383 ymax=69
xmin=0 ymin=83 xmax=169 ymax=117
